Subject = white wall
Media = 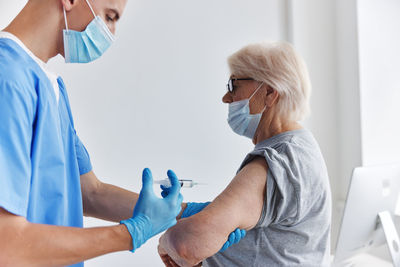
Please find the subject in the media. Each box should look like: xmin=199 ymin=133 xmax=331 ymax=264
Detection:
xmin=336 ymin=0 xmax=363 ymax=202
xmin=357 ymin=0 xmax=400 ymax=166
xmin=333 ymin=0 xmax=363 ymax=251
xmin=0 ymin=1 xmax=27 ymax=26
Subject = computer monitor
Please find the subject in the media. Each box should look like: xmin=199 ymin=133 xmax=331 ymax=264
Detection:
xmin=333 ymin=163 xmax=400 ymax=267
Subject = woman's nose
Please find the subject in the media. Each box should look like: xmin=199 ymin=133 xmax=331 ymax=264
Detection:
xmin=222 ymin=92 xmax=233 ymax=103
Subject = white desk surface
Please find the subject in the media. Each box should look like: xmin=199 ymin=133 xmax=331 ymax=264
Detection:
xmin=331 ymin=253 xmax=393 ymax=267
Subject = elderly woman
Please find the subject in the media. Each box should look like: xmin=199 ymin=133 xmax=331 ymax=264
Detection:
xmin=158 ymin=41 xmax=332 ymax=267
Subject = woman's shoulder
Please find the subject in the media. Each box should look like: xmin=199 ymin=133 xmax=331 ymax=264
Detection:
xmin=242 ymin=128 xmax=328 ymax=181
xmin=252 ymin=129 xmax=317 ymax=156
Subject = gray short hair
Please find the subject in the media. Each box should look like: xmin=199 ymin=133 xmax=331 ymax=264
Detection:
xmin=228 ymin=41 xmax=311 ymax=121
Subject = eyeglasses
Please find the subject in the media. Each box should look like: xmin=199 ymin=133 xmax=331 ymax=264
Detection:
xmin=226 ymin=78 xmax=254 ymax=93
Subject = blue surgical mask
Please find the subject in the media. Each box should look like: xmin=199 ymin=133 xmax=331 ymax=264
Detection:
xmin=227 ymin=82 xmax=265 ymax=139
xmin=63 ymin=0 xmax=115 ymax=63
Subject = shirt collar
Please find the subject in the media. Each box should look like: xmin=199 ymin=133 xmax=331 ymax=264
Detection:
xmin=0 ymin=31 xmax=60 ymax=102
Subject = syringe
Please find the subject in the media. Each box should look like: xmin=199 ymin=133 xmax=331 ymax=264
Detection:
xmin=154 ymin=179 xmax=207 ymax=188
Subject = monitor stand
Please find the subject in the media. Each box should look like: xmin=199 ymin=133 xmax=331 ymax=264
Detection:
xmin=378 ymin=211 xmax=400 ymax=267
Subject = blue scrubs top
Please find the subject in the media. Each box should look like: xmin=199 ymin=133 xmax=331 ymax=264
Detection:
xmin=0 ymin=38 xmax=92 ymax=267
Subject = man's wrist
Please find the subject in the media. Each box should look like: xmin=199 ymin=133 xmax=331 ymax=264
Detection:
xmin=114 ymin=224 xmax=133 ymax=251
xmin=120 ymin=214 xmax=152 ymax=253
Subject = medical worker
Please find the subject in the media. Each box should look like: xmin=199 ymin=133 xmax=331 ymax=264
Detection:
xmin=0 ymin=0 xmax=185 ymax=265
xmin=0 ymin=0 xmax=244 ymax=266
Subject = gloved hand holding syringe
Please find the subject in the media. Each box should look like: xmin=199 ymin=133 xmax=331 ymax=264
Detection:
xmin=154 ymin=179 xmax=207 ymax=188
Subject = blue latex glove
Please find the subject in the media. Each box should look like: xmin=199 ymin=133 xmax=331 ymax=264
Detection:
xmin=220 ymin=228 xmax=247 ymax=252
xmin=121 ymin=168 xmax=183 ymax=252
xmin=161 ymin=187 xmax=247 ymax=252
xmin=161 ymin=187 xmax=211 ymax=218
xmin=181 ymin=202 xmax=211 ymax=218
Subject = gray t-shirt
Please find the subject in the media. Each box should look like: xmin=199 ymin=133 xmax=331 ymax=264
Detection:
xmin=203 ymin=129 xmax=332 ymax=267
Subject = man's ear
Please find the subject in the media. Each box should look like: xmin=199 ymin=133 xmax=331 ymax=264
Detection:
xmin=60 ymin=0 xmax=79 ymax=12
xmin=265 ymin=87 xmax=279 ymax=108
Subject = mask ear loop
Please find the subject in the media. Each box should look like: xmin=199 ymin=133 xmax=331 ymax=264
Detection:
xmin=249 ymin=82 xmax=268 ymax=114
xmin=262 ymin=88 xmax=276 ymax=114
xmin=63 ymin=0 xmax=96 ymax=30
xmin=249 ymin=82 xmax=264 ymax=100
xmin=63 ymin=7 xmax=69 ymax=31
xmin=85 ymin=0 xmax=97 ymax=19
xmin=85 ymin=0 xmax=115 ymax=41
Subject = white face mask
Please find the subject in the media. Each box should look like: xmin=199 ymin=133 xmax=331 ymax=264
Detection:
xmin=227 ymin=82 xmax=265 ymax=139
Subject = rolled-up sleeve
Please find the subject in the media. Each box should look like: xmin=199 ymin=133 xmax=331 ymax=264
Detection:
xmin=0 ymin=80 xmax=35 ymax=217
xmin=259 ymin=146 xmax=300 ymax=227
xmin=238 ymin=145 xmax=299 ymax=228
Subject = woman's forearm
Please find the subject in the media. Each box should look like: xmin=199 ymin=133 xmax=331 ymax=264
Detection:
xmin=159 ymin=214 xmax=228 ymax=267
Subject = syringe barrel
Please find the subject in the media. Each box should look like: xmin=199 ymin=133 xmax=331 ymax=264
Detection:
xmin=179 ymin=180 xmax=194 ymax=188
xmin=156 ymin=179 xmax=194 ymax=188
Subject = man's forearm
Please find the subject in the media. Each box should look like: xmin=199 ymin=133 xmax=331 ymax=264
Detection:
xmin=85 ymin=182 xmax=187 ymax=222
xmin=0 ymin=218 xmax=131 ymax=267
xmin=84 ymin=182 xmax=139 ymax=222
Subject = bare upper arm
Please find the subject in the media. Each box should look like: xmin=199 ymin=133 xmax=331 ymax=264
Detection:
xmin=203 ymin=156 xmax=268 ymax=232
xmin=80 ymin=171 xmax=102 ymax=214
xmin=160 ymin=156 xmax=268 ymax=264
xmin=0 ymin=207 xmax=27 ymax=226
xmin=80 ymin=171 xmax=101 ymax=196
xmin=0 ymin=208 xmax=28 ymax=262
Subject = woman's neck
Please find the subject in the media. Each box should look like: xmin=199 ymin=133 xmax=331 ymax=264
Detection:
xmin=253 ymin=109 xmax=303 ymax=145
